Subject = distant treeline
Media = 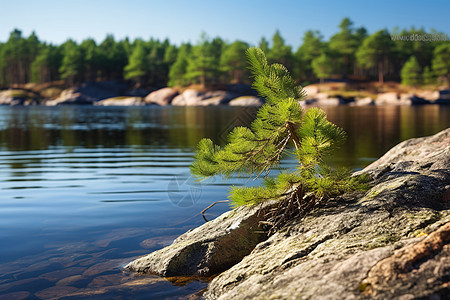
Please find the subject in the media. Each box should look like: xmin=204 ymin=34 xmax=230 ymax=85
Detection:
xmin=0 ymin=18 xmax=449 ymax=89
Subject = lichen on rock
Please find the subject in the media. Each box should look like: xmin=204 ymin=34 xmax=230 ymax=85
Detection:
xmin=126 ymin=128 xmax=450 ymax=299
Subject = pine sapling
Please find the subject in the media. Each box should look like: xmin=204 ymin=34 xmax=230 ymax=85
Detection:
xmin=190 ymin=47 xmax=369 ymax=234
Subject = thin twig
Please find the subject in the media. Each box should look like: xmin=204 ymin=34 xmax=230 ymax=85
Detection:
xmin=201 ymin=200 xmax=230 ymax=222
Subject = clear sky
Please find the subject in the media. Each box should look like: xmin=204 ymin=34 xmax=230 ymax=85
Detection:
xmin=0 ymin=0 xmax=448 ymax=48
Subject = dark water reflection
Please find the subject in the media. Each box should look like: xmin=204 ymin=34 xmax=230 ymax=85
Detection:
xmin=0 ymin=105 xmax=448 ymax=299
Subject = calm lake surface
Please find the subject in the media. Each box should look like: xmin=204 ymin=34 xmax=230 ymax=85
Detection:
xmin=0 ymin=105 xmax=449 ymax=299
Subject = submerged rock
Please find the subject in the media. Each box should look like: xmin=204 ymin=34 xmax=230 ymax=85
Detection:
xmin=126 ymin=128 xmax=450 ymax=299
xmin=125 ymin=201 xmax=274 ymax=276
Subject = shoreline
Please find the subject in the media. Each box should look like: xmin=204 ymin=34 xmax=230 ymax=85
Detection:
xmin=1 ymin=82 xmax=449 ymax=107
xmin=126 ymin=128 xmax=450 ymax=299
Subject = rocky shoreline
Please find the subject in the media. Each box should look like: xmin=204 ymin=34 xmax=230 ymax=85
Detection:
xmin=126 ymin=128 xmax=450 ymax=299
xmin=1 ymin=82 xmax=450 ymax=107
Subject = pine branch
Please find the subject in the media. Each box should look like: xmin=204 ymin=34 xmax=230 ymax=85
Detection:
xmin=190 ymin=47 xmax=369 ymax=235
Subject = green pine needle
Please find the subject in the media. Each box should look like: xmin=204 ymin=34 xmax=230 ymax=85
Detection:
xmin=190 ymin=48 xmax=370 ymax=226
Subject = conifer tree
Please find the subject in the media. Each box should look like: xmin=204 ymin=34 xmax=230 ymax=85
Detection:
xmin=268 ymin=30 xmax=293 ymax=69
xmin=329 ymin=18 xmax=358 ymax=78
xmin=80 ymin=38 xmax=100 ymax=82
xmin=59 ymin=39 xmax=84 ymax=86
xmin=356 ymin=29 xmax=394 ymax=84
xmin=401 ymin=56 xmax=421 ymax=86
xmin=258 ymin=37 xmax=269 ymax=54
xmin=31 ymin=45 xmax=61 ymax=83
xmin=164 ymin=45 xmax=178 ymax=66
xmin=294 ymin=30 xmax=324 ymax=80
xmin=168 ymin=43 xmax=191 ymax=87
xmin=185 ymin=34 xmax=223 ymax=87
xmin=220 ymin=40 xmax=249 ymax=83
xmin=312 ymin=53 xmax=334 ymax=83
xmin=432 ymin=43 xmax=450 ymax=85
xmin=124 ymin=41 xmax=148 ymax=86
xmin=191 ymin=48 xmax=368 ymax=233
xmin=422 ymin=66 xmax=435 ymax=86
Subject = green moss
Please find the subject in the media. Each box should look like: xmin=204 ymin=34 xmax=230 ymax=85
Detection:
xmin=358 ymin=282 xmax=371 ymax=292
xmin=326 ymin=90 xmax=377 ymax=100
xmin=2 ymin=90 xmax=36 ymax=100
xmin=365 ymin=190 xmax=381 ymax=199
xmin=377 ymin=234 xmax=400 ymax=244
xmin=41 ymin=87 xmax=64 ymax=99
xmin=405 ymin=211 xmax=440 ymax=237
xmin=365 ymin=234 xmax=400 ymax=250
xmin=109 ymin=96 xmax=131 ymax=100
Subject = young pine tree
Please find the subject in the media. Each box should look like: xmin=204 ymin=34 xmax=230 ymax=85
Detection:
xmin=190 ymin=48 xmax=368 ymax=233
xmin=312 ymin=52 xmax=334 ymax=84
xmin=422 ymin=66 xmax=436 ymax=86
xmin=401 ymin=56 xmax=422 ymax=86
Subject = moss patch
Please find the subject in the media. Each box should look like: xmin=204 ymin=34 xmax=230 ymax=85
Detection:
xmin=365 ymin=234 xmax=400 ymax=250
xmin=326 ymin=89 xmax=377 ymax=100
xmin=105 ymin=96 xmax=132 ymax=100
xmin=41 ymin=87 xmax=64 ymax=99
xmin=358 ymin=281 xmax=371 ymax=292
xmin=1 ymin=89 xmax=36 ymax=100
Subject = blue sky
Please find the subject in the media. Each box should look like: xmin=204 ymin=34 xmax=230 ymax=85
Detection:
xmin=1 ymin=0 xmax=448 ymax=48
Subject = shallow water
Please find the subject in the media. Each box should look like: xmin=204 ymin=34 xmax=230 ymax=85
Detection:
xmin=0 ymin=105 xmax=448 ymax=299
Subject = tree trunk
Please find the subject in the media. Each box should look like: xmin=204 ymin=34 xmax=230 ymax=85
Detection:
xmin=343 ymin=55 xmax=348 ymax=79
xmin=378 ymin=59 xmax=384 ymax=85
xmin=233 ymin=70 xmax=239 ymax=83
xmin=200 ymin=73 xmax=206 ymax=88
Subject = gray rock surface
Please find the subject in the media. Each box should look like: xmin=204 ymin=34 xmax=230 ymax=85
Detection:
xmin=94 ymin=97 xmax=145 ymax=106
xmin=125 ymin=201 xmax=274 ymax=276
xmin=46 ymin=89 xmax=92 ymax=105
xmin=415 ymin=90 xmax=440 ymax=101
xmin=205 ymin=128 xmax=450 ymax=300
xmin=144 ymin=87 xmax=179 ymax=106
xmin=228 ymin=96 xmax=263 ymax=106
xmin=127 ymin=128 xmax=450 ymax=299
xmin=302 ymin=85 xmax=320 ymax=97
xmin=124 ymin=129 xmax=450 ymax=299
xmin=436 ymin=89 xmax=450 ymax=105
xmin=0 ymin=89 xmax=40 ymax=106
xmin=171 ymin=89 xmax=235 ymax=106
xmin=375 ymin=92 xmax=400 ymax=105
xmin=46 ymin=81 xmax=128 ymax=105
xmin=349 ymin=97 xmax=374 ymax=106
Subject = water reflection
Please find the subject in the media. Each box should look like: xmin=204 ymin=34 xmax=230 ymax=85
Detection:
xmin=1 ymin=105 xmax=448 ymax=157
xmin=0 ymin=105 xmax=448 ymax=299
xmin=0 ymin=106 xmax=259 ymax=151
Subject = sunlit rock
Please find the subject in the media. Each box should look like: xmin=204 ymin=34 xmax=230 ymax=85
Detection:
xmin=228 ymin=96 xmax=263 ymax=106
xmin=144 ymin=87 xmax=179 ymax=106
xmin=125 ymin=201 xmax=275 ymax=276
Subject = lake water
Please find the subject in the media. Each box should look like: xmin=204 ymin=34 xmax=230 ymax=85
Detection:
xmin=0 ymin=105 xmax=449 ymax=299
